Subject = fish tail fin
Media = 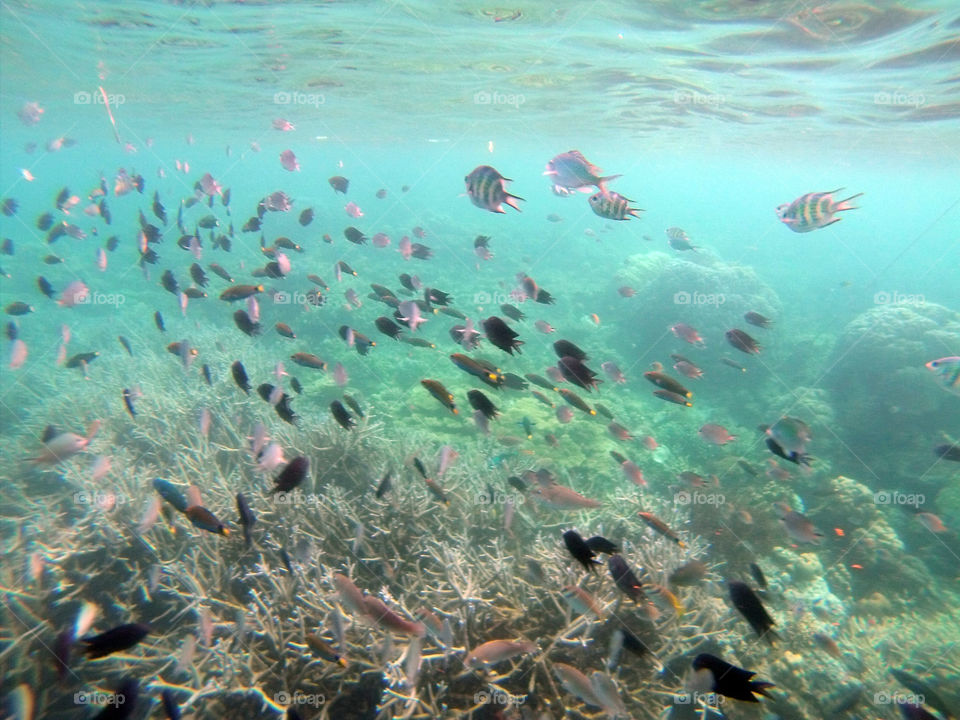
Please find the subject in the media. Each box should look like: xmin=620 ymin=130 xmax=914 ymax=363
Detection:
xmin=596 ymin=174 xmax=622 ymax=194
xmin=752 ymin=680 xmax=776 ymax=699
xmin=833 ymin=192 xmax=863 ymax=212
xmin=504 ymin=194 xmax=524 ymax=212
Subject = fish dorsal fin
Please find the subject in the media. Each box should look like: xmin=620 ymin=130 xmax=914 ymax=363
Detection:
xmin=41 ymin=425 xmax=60 ymax=443
xmin=186 ymin=484 xmax=203 ymax=509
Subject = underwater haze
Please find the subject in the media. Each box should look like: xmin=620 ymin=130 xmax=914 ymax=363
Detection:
xmin=1 ymin=1 xmax=959 ymax=719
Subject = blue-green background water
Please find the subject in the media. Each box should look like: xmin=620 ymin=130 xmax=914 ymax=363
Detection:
xmin=1 ymin=1 xmax=959 ymax=719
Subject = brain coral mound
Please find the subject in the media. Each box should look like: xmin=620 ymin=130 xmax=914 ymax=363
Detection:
xmin=823 ymin=302 xmax=960 ymax=474
xmin=614 ymin=251 xmax=781 ymax=343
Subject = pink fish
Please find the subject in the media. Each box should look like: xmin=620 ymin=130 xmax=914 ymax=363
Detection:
xmin=916 ymin=512 xmax=946 ymax=533
xmin=601 ymin=361 xmax=626 ymax=383
xmin=29 ymin=422 xmax=99 ymax=464
xmin=473 ymin=409 xmax=490 ymax=434
xmin=272 ymin=118 xmax=295 ymax=131
xmin=437 ymin=445 xmax=459 ymax=477
xmin=179 ymin=292 xmax=188 ymax=317
xmin=534 ymin=320 xmax=555 ymax=334
xmin=198 ymin=407 xmax=212 ymax=439
xmin=18 ymin=101 xmax=43 ymax=125
xmin=279 ymin=149 xmax=299 ymax=171
xmin=533 ymin=483 xmax=600 ymax=510
xmin=56 ymin=344 xmax=67 ymax=365
xmin=670 ymin=323 xmax=705 ymax=347
xmin=189 ymin=236 xmax=202 ymax=260
xmin=199 ymin=173 xmax=222 ymax=197
xmin=246 ymin=296 xmax=260 ymax=323
xmin=545 ymin=366 xmax=565 ymax=384
xmin=698 ymin=423 xmax=737 ymax=445
xmin=556 ymin=406 xmax=573 ymax=423
xmin=608 ymin=422 xmax=633 ymax=441
xmin=257 ymin=443 xmax=286 ymax=472
xmin=344 ymin=201 xmax=363 ymax=218
xmin=276 ymin=252 xmax=291 ymax=275
xmin=464 ymin=639 xmax=536 ymax=669
xmin=641 ymin=436 xmax=658 ymax=450
xmin=61 ymin=325 xmax=71 ymax=344
xmin=58 ymin=280 xmax=89 ymax=307
xmin=620 ymin=460 xmax=645 ymax=486
xmin=91 ymin=455 xmax=112 ymax=482
xmin=96 ymin=247 xmax=107 ymax=271
xmin=398 ymin=236 xmax=412 ymax=260
xmin=334 ymin=362 xmax=348 ymax=387
xmin=272 ymin=362 xmax=288 ymax=382
xmin=398 ymin=300 xmax=427 ymax=332
xmin=372 ymin=232 xmax=390 ymax=248
xmin=268 ymin=385 xmax=284 ymax=405
xmin=674 ymin=360 xmax=703 ymax=379
xmin=9 ymin=339 xmax=27 ymax=369
xmin=262 ymin=191 xmax=292 ymax=212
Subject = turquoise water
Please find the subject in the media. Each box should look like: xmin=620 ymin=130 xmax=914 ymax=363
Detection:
xmin=2 ymin=2 xmax=959 ymax=719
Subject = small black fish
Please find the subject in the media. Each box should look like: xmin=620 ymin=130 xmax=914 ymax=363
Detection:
xmin=376 ymin=471 xmax=392 ymax=499
xmin=507 ymin=476 xmax=527 ymax=493
xmin=889 ymin=669 xmax=953 ymax=720
xmin=330 ymin=400 xmax=355 ymax=430
xmin=299 ymin=208 xmax=314 ymax=226
xmin=728 ymin=580 xmax=776 ymax=643
xmin=343 ymin=393 xmax=364 ymax=418
xmin=563 ymin=529 xmax=599 ymax=572
xmin=154 ymin=311 xmax=165 ymax=332
xmin=189 ymin=263 xmax=208 ymax=287
xmin=329 ymin=175 xmax=349 ymax=193
xmin=257 ymin=383 xmax=277 ymax=403
xmin=272 ymin=456 xmax=309 ymax=493
xmin=160 ymin=269 xmax=179 ymax=295
xmin=161 ymin=689 xmax=181 ymax=720
xmin=467 ymin=389 xmax=499 ymax=420
xmin=585 ymin=535 xmax=619 ymax=554
xmin=749 ymin=562 xmax=767 ymax=590
xmin=766 ymin=437 xmax=811 ymax=466
xmin=202 ymin=364 xmax=212 ymax=385
xmin=483 ymin=316 xmax=522 ymax=355
xmin=413 ymin=457 xmax=428 ymax=479
xmin=279 ymin=547 xmax=294 ymax=573
xmin=426 ymin=288 xmax=452 ymax=306
xmin=236 ymin=492 xmax=256 ymax=549
xmin=500 ymin=303 xmax=524 ymax=321
xmin=275 ymin=394 xmax=298 ymax=425
xmin=233 ymin=309 xmax=261 ymax=336
xmin=608 ymin=554 xmax=646 ymax=603
xmin=692 ymin=653 xmax=774 ymax=703
xmin=122 ymin=388 xmax=136 ymax=418
xmin=1 ymin=238 xmax=13 ymax=255
xmin=553 ymin=339 xmax=587 ymax=361
xmin=5 ymin=321 xmax=16 ymax=341
xmin=344 ymin=226 xmax=366 ymax=245
xmin=557 ymin=355 xmax=601 ymax=392
xmin=290 ymin=377 xmax=303 ymax=394
xmin=82 ymin=623 xmax=150 ymax=659
xmin=37 ymin=212 xmax=54 ymax=231
xmin=231 ymin=361 xmax=251 ymax=393
xmin=37 ymin=276 xmax=55 ymax=298
xmin=105 ymin=235 xmax=119 ymax=252
xmin=65 ymin=351 xmax=99 ymax=369
xmin=375 ymin=316 xmax=404 ymax=339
